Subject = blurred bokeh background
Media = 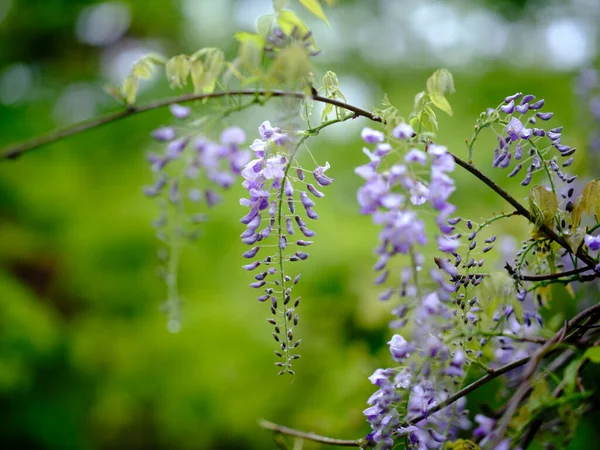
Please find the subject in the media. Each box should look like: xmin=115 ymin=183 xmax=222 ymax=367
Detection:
xmin=1 ymin=0 xmax=599 ymax=448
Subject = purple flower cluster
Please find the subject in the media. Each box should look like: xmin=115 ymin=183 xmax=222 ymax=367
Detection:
xmin=145 ymin=105 xmax=250 ymax=213
xmin=492 ymin=93 xmax=576 ymax=187
xmin=357 ymin=125 xmax=476 ymax=448
xmin=364 ymin=336 xmax=471 ymax=450
xmin=240 ymin=121 xmax=332 ymax=374
xmin=355 ymin=125 xmax=459 ymax=302
xmin=144 ymin=105 xmax=250 ymax=328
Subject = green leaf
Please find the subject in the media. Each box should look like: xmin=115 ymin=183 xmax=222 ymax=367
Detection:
xmin=581 ymin=179 xmax=600 ymax=218
xmin=426 ymin=69 xmax=455 ymax=116
xmin=277 ymin=9 xmax=310 ymax=36
xmin=257 ymin=14 xmax=275 ymax=36
xmin=268 ymin=43 xmax=311 ymax=87
xmin=189 ymin=48 xmax=225 ymax=94
xmin=529 ymin=185 xmax=558 ymax=237
xmin=103 ymin=84 xmax=124 ymax=104
xmin=122 ymin=75 xmax=138 ymax=105
xmin=189 ymin=60 xmax=204 ymax=94
xmin=235 ymin=33 xmax=265 ymax=74
xmin=320 ymin=71 xmax=347 ymax=121
xmin=298 ymin=0 xmax=330 ymax=26
xmin=132 ymin=59 xmax=154 ymax=80
xmin=165 ymin=55 xmax=191 ymax=89
xmin=563 ymin=359 xmax=583 ymax=394
xmin=584 ymin=346 xmax=600 ymax=363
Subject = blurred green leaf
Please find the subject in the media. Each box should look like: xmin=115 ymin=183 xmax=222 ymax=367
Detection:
xmin=298 ymin=0 xmax=330 ymax=26
xmin=277 ymin=9 xmax=310 ymax=36
xmin=426 ymin=69 xmax=455 ymax=116
xmin=584 ymin=346 xmax=600 ymax=363
xmin=165 ymin=54 xmax=191 ymax=89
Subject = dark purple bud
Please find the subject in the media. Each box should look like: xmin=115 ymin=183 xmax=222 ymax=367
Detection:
xmin=255 ymin=271 xmax=268 ymax=281
xmin=242 ymin=261 xmax=260 ymax=271
xmin=258 ymin=294 xmax=269 ymax=302
xmin=300 ymin=191 xmax=315 ymax=207
xmin=307 ymin=184 xmax=325 ymax=198
xmin=521 ymin=94 xmax=535 ymax=104
xmin=492 ymin=148 xmax=499 ymax=164
xmin=293 ymin=274 xmax=301 ymax=285
xmin=493 ymin=151 xmax=508 ymax=168
xmin=467 ymin=220 xmax=473 ymax=230
xmin=286 ymin=217 xmax=294 ymax=235
xmin=560 ymin=147 xmax=576 ymax=157
xmin=242 ymin=234 xmax=260 ymax=245
xmin=500 ymin=100 xmax=515 ymax=114
xmin=240 ymin=208 xmax=258 ymax=225
xmin=512 ymin=144 xmax=522 ymax=160
xmin=529 ymin=99 xmax=544 ymax=110
xmin=374 ymin=270 xmax=389 ymax=285
xmin=567 ymin=175 xmax=577 ymax=183
xmin=379 ymin=289 xmax=393 ymax=301
xmin=260 ymin=226 xmax=272 ymax=239
xmin=295 ymin=252 xmax=309 ymax=260
xmin=532 ymin=128 xmax=545 ymax=137
xmin=250 ymin=280 xmax=266 ymax=289
xmin=300 ymin=226 xmax=316 ymax=237
xmin=536 ymin=112 xmax=553 ymax=120
xmin=447 ymin=217 xmax=461 ymax=225
xmin=296 ymin=240 xmax=312 ymax=246
xmin=547 ymin=131 xmax=561 ymax=140
xmin=296 ymin=167 xmax=305 ymax=181
xmin=485 ymin=236 xmax=496 ymax=243
xmin=519 ymin=128 xmax=532 ymax=139
xmin=287 ymin=199 xmax=295 ymax=214
xmin=242 ymin=246 xmax=260 ymax=258
xmin=468 ymin=231 xmax=477 ymax=241
xmin=469 ymin=240 xmax=477 ymax=250
xmin=508 ymin=163 xmax=523 ymax=177
xmin=167 ymin=137 xmax=188 ymax=159
xmin=304 ymin=206 xmax=319 ymax=220
xmin=151 ymin=126 xmax=176 ymax=141
xmin=482 ymin=245 xmax=493 ymax=253
xmin=279 ymin=235 xmax=287 ymax=250
xmin=205 ymin=190 xmax=221 ymax=208
xmin=284 ymin=180 xmax=294 ymax=197
xmin=505 ymin=92 xmax=522 ymax=103
xmin=515 ymin=104 xmax=529 ymax=114
xmin=499 ymin=152 xmax=512 ymax=168
xmin=563 ymin=157 xmax=574 ymax=167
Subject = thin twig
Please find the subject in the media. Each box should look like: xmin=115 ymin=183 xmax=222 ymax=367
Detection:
xmin=404 ymin=301 xmax=600 ymax=428
xmin=259 ymin=420 xmax=364 ymax=448
xmin=451 ymin=155 xmax=598 ymax=269
xmin=505 ymin=263 xmax=599 ymax=282
xmin=0 ymin=89 xmax=379 ymax=161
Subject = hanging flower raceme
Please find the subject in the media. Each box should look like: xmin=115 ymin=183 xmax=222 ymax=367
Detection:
xmin=240 ymin=121 xmax=332 ymax=374
xmin=144 ymin=105 xmax=250 ymax=329
xmin=356 ymin=125 xmax=475 ymax=449
xmin=490 ymin=93 xmax=576 ymax=187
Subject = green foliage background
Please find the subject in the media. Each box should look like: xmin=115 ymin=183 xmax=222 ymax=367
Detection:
xmin=0 ymin=0 xmax=599 ymax=448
